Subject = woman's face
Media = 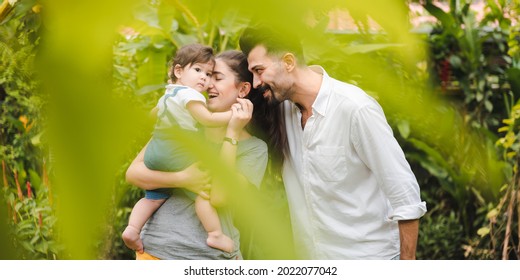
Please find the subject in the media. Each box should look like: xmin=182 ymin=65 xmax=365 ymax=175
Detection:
xmin=207 ymin=59 xmax=241 ymax=113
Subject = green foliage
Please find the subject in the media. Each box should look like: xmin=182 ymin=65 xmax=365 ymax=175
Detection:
xmin=115 ymin=0 xmax=252 ymax=97
xmin=424 ymin=0 xmax=515 ymax=130
xmin=416 ymin=0 xmax=520 ymax=259
xmin=2 ymin=168 xmax=61 ymax=259
xmin=487 ymin=102 xmax=520 ymax=259
xmin=2 ymin=0 xmax=519 ymax=259
xmin=417 ymin=211 xmax=465 ymax=259
xmin=98 ymin=162 xmax=144 ymax=260
xmin=0 ymin=0 xmax=60 ymax=259
xmin=0 ymin=5 xmax=42 ymax=169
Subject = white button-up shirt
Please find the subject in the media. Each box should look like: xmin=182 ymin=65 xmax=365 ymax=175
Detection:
xmin=282 ymin=66 xmax=427 ymax=259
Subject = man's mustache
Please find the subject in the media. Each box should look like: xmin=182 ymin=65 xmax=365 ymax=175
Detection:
xmin=256 ymin=84 xmax=271 ymax=95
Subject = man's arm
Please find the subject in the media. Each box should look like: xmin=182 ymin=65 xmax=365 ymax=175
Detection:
xmin=398 ymin=219 xmax=419 ymax=260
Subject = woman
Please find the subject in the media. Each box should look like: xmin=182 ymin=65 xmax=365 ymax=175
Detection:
xmin=125 ymin=50 xmax=269 ymax=260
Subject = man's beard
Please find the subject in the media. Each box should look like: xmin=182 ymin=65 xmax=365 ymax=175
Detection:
xmin=257 ymin=84 xmax=281 ymax=107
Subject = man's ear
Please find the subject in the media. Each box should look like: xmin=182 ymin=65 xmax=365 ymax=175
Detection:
xmin=282 ymin=53 xmax=296 ymax=72
xmin=238 ymin=82 xmax=251 ymax=98
xmin=173 ymin=64 xmax=183 ymax=79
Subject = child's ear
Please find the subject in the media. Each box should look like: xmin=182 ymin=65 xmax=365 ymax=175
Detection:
xmin=173 ymin=64 xmax=183 ymax=79
xmin=238 ymin=82 xmax=251 ymax=98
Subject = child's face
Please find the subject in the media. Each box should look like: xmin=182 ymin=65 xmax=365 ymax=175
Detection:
xmin=176 ymin=62 xmax=214 ymax=92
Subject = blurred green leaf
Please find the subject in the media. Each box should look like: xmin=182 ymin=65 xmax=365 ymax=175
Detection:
xmin=136 ymin=83 xmax=166 ymax=95
xmin=397 ymin=120 xmax=410 ymax=139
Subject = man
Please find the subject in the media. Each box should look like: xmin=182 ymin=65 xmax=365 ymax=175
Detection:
xmin=239 ymin=25 xmax=427 ymax=260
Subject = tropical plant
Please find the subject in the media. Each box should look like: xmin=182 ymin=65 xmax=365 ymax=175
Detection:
xmin=470 ymin=24 xmax=520 ymax=260
xmin=0 ymin=0 xmax=60 ymax=259
xmin=3 ymin=0 xmax=518 ymax=260
xmin=424 ymin=0 xmax=515 ymax=130
xmin=416 ymin=0 xmax=520 ymax=259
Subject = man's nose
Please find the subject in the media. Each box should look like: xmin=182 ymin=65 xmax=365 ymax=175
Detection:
xmin=253 ymin=75 xmax=262 ymax=89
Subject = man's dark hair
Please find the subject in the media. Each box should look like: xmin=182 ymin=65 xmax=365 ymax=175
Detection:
xmin=239 ymin=24 xmax=305 ymax=64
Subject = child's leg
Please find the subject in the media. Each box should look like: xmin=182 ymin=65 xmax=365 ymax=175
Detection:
xmin=122 ymin=197 xmax=165 ymax=253
xmin=195 ymin=195 xmax=234 ymax=253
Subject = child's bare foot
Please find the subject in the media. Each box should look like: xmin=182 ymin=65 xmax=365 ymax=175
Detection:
xmin=207 ymin=231 xmax=234 ymax=253
xmin=122 ymin=225 xmax=144 ymax=253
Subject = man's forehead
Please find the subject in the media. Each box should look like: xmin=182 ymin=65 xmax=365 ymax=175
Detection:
xmin=247 ymin=45 xmax=270 ymax=66
xmin=250 ymin=45 xmax=269 ymax=57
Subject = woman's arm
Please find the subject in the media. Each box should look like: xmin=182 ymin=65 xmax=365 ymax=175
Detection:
xmin=210 ymin=98 xmax=254 ymax=207
xmin=125 ymin=142 xmax=211 ymax=195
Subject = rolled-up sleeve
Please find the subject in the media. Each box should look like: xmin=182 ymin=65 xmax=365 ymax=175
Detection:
xmin=390 ymin=201 xmax=428 ymax=220
xmin=352 ymin=104 xmax=427 ymax=221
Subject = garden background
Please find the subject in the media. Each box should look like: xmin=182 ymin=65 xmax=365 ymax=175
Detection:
xmin=1 ymin=0 xmax=519 ymax=260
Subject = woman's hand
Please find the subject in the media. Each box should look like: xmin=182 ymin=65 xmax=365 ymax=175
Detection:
xmin=180 ymin=162 xmax=212 ymax=198
xmin=227 ymin=98 xmax=253 ymax=135
xmin=126 ymin=143 xmax=211 ymax=196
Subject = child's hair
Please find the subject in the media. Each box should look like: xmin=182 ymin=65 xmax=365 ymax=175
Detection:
xmin=168 ymin=43 xmax=215 ymax=83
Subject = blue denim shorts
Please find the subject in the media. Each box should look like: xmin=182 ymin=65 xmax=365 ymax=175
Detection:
xmin=145 ymin=189 xmax=170 ymax=200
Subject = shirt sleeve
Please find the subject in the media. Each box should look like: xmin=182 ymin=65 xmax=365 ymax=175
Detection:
xmin=351 ymin=104 xmax=427 ymax=220
xmin=177 ymin=87 xmax=207 ymax=107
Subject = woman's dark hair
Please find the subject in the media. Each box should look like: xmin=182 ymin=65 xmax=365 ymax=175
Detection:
xmin=216 ymin=50 xmax=287 ymax=166
xmin=215 ymin=50 xmax=253 ymax=87
xmin=168 ymin=43 xmax=215 ymax=82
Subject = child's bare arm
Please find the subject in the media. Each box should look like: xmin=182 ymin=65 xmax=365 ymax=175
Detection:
xmin=186 ymin=101 xmax=232 ymax=127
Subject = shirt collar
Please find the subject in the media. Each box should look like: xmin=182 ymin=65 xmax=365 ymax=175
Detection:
xmin=309 ymin=65 xmax=330 ymax=117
